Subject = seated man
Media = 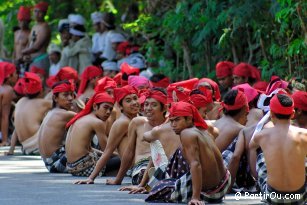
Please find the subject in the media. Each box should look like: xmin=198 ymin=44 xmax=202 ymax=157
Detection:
xmin=74 ymin=85 xmax=139 ymax=184
xmin=250 ymin=92 xmax=307 ymax=204
xmin=38 ymin=80 xmax=76 ymax=173
xmin=292 ymin=91 xmax=307 ymax=129
xmin=146 ymin=102 xmax=231 ymax=204
xmin=65 ymin=92 xmax=115 ymax=176
xmin=9 ymin=72 xmax=52 ymax=155
xmin=106 ymin=88 xmax=167 ymax=185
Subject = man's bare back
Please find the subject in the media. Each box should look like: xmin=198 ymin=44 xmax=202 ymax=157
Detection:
xmin=252 ymin=125 xmax=307 ymax=191
xmin=14 ymin=97 xmax=51 ymax=142
xmin=26 ymin=22 xmax=50 ymax=58
xmin=38 ymin=108 xmax=75 ymax=158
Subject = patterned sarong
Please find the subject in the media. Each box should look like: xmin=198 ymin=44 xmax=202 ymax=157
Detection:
xmin=131 ymin=157 xmax=150 ymax=185
xmin=42 ymin=146 xmax=67 ymax=173
xmin=66 ymin=151 xmax=105 ymax=177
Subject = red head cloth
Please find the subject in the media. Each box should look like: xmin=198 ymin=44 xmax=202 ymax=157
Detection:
xmin=78 ymin=66 xmax=102 ymax=96
xmin=167 ymin=85 xmax=191 ymax=104
xmin=34 ymin=2 xmax=49 ymax=13
xmin=196 ymin=78 xmax=221 ymax=101
xmin=113 ymin=72 xmax=122 ymax=86
xmin=17 ymin=6 xmax=31 ymax=21
xmin=14 ymin=78 xmax=26 ymax=95
xmin=222 ymin=90 xmax=249 ymax=111
xmin=116 ymin=41 xmax=130 ymax=54
xmin=171 ymin=78 xmax=199 ymax=90
xmin=253 ymin=81 xmax=269 ymax=92
xmin=232 ymin=83 xmax=259 ymax=103
xmin=66 ymin=92 xmax=115 ymax=128
xmin=46 ymin=75 xmax=57 ymax=88
xmin=249 ymin=65 xmax=261 ymax=81
xmin=150 ymin=77 xmax=170 ymax=88
xmin=233 ymin=63 xmax=251 ymax=78
xmin=139 ymin=89 xmax=167 ymax=105
xmin=114 ymin=85 xmax=138 ymax=103
xmin=128 ymin=75 xmax=150 ymax=89
xmin=216 ymin=61 xmax=235 ymax=78
xmin=169 ymin=101 xmax=208 ymax=130
xmin=292 ymin=91 xmax=307 ymax=111
xmin=52 ymin=80 xmax=75 ymax=94
xmin=30 ymin=66 xmax=46 ymax=77
xmin=24 ymin=72 xmax=42 ymax=95
xmin=56 ymin=66 xmax=79 ymax=82
xmin=120 ymin=62 xmax=140 ymax=75
xmin=95 ymin=77 xmax=117 ymax=93
xmin=270 ymin=92 xmax=294 ymax=115
xmin=0 ymin=62 xmax=16 ymax=85
xmin=126 ymin=46 xmax=139 ymax=56
xmin=190 ymin=94 xmax=211 ymax=109
xmin=266 ymin=76 xmax=289 ymax=95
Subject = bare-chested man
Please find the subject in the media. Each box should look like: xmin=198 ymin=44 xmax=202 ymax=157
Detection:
xmin=22 ymin=2 xmax=51 ymax=72
xmin=106 ymin=88 xmax=167 ymax=186
xmin=8 ymin=72 xmax=51 ymax=154
xmin=77 ymin=65 xmax=102 ymax=103
xmin=74 ymin=85 xmax=139 ymax=183
xmin=65 ymin=92 xmax=115 ymax=177
xmin=146 ymin=102 xmax=231 ymax=205
xmin=250 ymin=93 xmax=307 ymax=204
xmin=0 ymin=62 xmax=18 ymax=146
xmin=13 ymin=6 xmax=31 ymax=68
xmin=38 ymin=80 xmax=76 ymax=173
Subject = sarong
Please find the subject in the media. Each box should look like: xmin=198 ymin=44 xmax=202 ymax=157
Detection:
xmin=131 ymin=157 xmax=150 ymax=185
xmin=30 ymin=53 xmax=50 ymax=73
xmin=42 ymin=146 xmax=67 ymax=173
xmin=21 ymin=134 xmax=39 ymax=155
xmin=66 ymin=151 xmax=105 ymax=177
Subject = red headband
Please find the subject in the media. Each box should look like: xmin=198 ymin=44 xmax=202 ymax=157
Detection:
xmin=17 ymin=6 xmax=31 ymax=21
xmin=169 ymin=101 xmax=208 ymax=130
xmin=150 ymin=77 xmax=170 ymax=88
xmin=66 ymin=92 xmax=114 ymax=128
xmin=292 ymin=91 xmax=307 ymax=111
xmin=56 ymin=66 xmax=79 ymax=82
xmin=52 ymin=80 xmax=75 ymax=94
xmin=0 ymin=62 xmax=16 ymax=85
xmin=24 ymin=72 xmax=42 ymax=95
xmin=30 ymin=66 xmax=46 ymax=77
xmin=233 ymin=63 xmax=251 ymax=78
xmin=114 ymin=85 xmax=138 ymax=103
xmin=95 ymin=76 xmax=117 ymax=93
xmin=78 ymin=66 xmax=102 ymax=96
xmin=34 ymin=2 xmax=49 ymax=13
xmin=120 ymin=62 xmax=140 ymax=75
xmin=197 ymin=78 xmax=221 ymax=101
xmin=190 ymin=94 xmax=211 ymax=109
xmin=216 ymin=61 xmax=234 ymax=78
xmin=14 ymin=78 xmax=26 ymax=95
xmin=166 ymin=85 xmax=190 ymax=104
xmin=270 ymin=93 xmax=294 ymax=115
xmin=222 ymin=90 xmax=248 ymax=111
xmin=139 ymin=89 xmax=167 ymax=105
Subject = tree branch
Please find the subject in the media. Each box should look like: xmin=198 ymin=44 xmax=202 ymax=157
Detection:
xmin=182 ymin=40 xmax=193 ymax=78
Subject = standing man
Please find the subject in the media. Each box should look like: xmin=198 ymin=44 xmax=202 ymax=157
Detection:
xmin=38 ymin=80 xmax=76 ymax=173
xmin=215 ymin=61 xmax=234 ymax=98
xmin=22 ymin=2 xmax=51 ymax=73
xmin=13 ymin=6 xmax=31 ymax=70
xmin=0 ymin=62 xmax=18 ymax=146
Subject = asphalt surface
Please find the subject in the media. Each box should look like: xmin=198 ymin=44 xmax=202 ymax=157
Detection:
xmin=0 ymin=146 xmax=264 ymax=205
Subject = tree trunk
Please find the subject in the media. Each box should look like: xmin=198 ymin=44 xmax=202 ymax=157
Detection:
xmin=182 ymin=41 xmax=193 ymax=78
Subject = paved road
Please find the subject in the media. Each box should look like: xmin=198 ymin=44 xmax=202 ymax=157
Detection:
xmin=0 ymin=146 xmax=264 ymax=205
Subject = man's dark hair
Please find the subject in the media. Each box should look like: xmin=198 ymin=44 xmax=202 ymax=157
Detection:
xmin=273 ymin=94 xmax=293 ymax=119
xmin=223 ymin=90 xmax=243 ymax=116
xmin=149 ymin=73 xmax=167 ymax=83
xmin=26 ymin=91 xmax=41 ymax=99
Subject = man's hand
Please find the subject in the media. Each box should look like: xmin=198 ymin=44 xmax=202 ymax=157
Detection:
xmin=119 ymin=185 xmax=148 ymax=194
xmin=106 ymin=178 xmax=121 ymax=185
xmin=74 ymin=178 xmax=94 ymax=185
xmin=189 ymin=198 xmax=205 ymax=205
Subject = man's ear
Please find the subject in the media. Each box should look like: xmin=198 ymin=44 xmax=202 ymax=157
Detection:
xmin=186 ymin=116 xmax=193 ymax=125
xmin=93 ymin=103 xmax=98 ymax=111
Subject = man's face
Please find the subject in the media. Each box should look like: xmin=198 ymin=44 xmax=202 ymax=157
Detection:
xmin=60 ymin=30 xmax=71 ymax=46
xmin=217 ymin=75 xmax=233 ymax=88
xmin=18 ymin=20 xmax=30 ymax=29
xmin=233 ymin=75 xmax=247 ymax=86
xmin=144 ymin=98 xmax=164 ymax=120
xmin=49 ymin=52 xmax=61 ymax=64
xmin=198 ymin=106 xmax=208 ymax=120
xmin=170 ymin=116 xmax=189 ymax=134
xmin=121 ymin=94 xmax=140 ymax=115
xmin=54 ymin=91 xmax=75 ymax=110
xmin=93 ymin=22 xmax=101 ymax=33
xmin=9 ymin=70 xmax=18 ymax=85
xmin=33 ymin=9 xmax=44 ymax=21
xmin=95 ymin=102 xmax=114 ymax=121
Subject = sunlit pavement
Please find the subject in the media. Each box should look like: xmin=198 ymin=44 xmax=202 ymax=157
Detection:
xmin=0 ymin=146 xmax=263 ymax=205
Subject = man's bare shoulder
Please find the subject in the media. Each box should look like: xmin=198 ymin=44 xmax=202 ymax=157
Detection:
xmin=130 ymin=116 xmax=147 ymax=126
xmin=181 ymin=127 xmax=200 ymax=139
xmin=290 ymin=125 xmax=307 ymax=141
xmin=0 ymin=85 xmax=14 ymax=95
xmin=152 ymin=122 xmax=170 ymax=135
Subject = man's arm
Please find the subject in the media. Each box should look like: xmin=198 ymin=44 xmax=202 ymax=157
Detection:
xmin=74 ymin=119 xmax=129 ymax=184
xmin=94 ymin=121 xmax=108 ymax=151
xmin=249 ymin=132 xmax=261 ymax=179
xmin=22 ymin=25 xmax=50 ymax=55
xmin=143 ymin=128 xmax=158 ymax=143
xmin=106 ymin=119 xmax=138 ymax=185
xmin=180 ymin=130 xmax=202 ymax=202
xmin=6 ymin=130 xmax=18 ymax=155
xmin=1 ymin=89 xmax=13 ymax=145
